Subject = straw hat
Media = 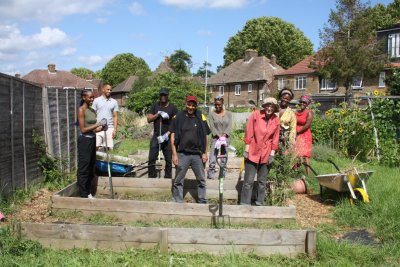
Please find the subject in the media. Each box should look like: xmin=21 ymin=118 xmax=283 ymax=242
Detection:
xmin=261 ymin=97 xmax=279 ymax=112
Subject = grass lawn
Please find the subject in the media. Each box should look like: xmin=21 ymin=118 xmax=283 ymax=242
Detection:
xmin=1 ymin=143 xmax=400 ymax=266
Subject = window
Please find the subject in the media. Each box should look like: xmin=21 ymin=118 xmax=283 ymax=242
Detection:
xmin=351 ymin=77 xmax=363 ymax=89
xmin=208 ymin=86 xmax=213 ymax=93
xmin=379 ymin=72 xmax=385 ymax=88
xmin=295 ymin=76 xmax=307 ymax=90
xmin=388 ymin=33 xmax=400 ymax=58
xmin=218 ymin=86 xmax=224 ymax=96
xmin=259 ymin=93 xmax=265 ymax=101
xmin=320 ymin=79 xmax=336 ymax=90
xmin=235 ymin=85 xmax=241 ymax=96
xmin=248 ymin=83 xmax=253 ymax=93
xmin=278 ymin=77 xmax=287 ymax=90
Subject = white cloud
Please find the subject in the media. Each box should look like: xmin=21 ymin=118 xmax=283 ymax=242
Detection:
xmin=0 ymin=24 xmax=71 ymax=53
xmin=96 ymin=17 xmax=109 ymax=24
xmin=197 ymin=30 xmax=212 ymax=37
xmin=61 ymin=47 xmax=77 ymax=56
xmin=78 ymin=55 xmax=110 ymax=66
xmin=0 ymin=0 xmax=113 ymax=23
xmin=159 ymin=0 xmax=248 ymax=9
xmin=129 ymin=2 xmax=146 ymax=16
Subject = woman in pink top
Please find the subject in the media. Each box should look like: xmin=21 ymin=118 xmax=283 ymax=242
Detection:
xmin=240 ymin=97 xmax=280 ymax=206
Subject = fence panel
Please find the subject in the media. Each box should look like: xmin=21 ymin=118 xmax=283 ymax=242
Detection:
xmin=0 ymin=75 xmax=12 ymax=197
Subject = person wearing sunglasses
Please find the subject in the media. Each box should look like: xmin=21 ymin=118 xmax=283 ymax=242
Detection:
xmin=278 ymin=88 xmax=296 ymax=148
xmin=207 ymin=96 xmax=232 ymax=179
xmin=295 ymin=95 xmax=314 ymax=175
xmin=240 ymin=97 xmax=280 ymax=206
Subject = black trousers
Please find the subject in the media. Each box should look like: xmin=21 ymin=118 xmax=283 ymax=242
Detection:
xmin=148 ymin=136 xmax=172 ymax=178
xmin=77 ymin=135 xmax=96 ymax=197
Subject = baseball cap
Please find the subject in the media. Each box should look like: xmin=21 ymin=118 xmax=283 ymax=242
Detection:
xmin=159 ymin=88 xmax=169 ymax=95
xmin=185 ymin=95 xmax=198 ymax=104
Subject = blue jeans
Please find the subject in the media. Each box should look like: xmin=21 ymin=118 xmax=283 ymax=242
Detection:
xmin=173 ymin=153 xmax=207 ymax=203
xmin=240 ymin=159 xmax=269 ymax=205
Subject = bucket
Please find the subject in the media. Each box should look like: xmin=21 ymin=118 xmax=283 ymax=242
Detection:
xmin=291 ymin=178 xmax=307 ymax=194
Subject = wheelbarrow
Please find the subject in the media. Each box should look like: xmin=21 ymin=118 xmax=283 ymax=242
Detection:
xmin=306 ymin=161 xmax=374 ymax=203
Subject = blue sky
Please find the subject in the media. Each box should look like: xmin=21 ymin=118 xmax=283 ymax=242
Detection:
xmin=0 ymin=0 xmax=392 ymax=76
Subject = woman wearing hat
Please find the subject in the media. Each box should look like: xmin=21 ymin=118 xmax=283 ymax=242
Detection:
xmin=278 ymin=88 xmax=296 ymax=148
xmin=295 ymin=95 xmax=314 ymax=175
xmin=240 ymin=97 xmax=280 ymax=206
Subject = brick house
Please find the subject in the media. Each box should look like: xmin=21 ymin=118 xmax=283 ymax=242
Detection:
xmin=23 ymin=64 xmax=98 ymax=91
xmin=207 ymin=49 xmax=283 ymax=107
xmin=111 ymin=75 xmax=138 ymax=107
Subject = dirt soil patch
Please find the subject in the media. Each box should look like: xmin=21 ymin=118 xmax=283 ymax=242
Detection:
xmin=6 ymin=188 xmax=334 ymax=229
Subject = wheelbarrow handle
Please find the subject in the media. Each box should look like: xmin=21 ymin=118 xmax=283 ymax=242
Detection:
xmin=302 ymin=163 xmax=318 ymax=176
xmin=327 ymin=159 xmax=341 ymax=172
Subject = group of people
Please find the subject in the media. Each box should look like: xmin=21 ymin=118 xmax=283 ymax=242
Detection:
xmin=77 ymin=85 xmax=314 ymax=205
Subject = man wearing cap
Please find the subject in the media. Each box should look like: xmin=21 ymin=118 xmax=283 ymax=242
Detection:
xmin=170 ymin=95 xmax=211 ymax=203
xmin=240 ymin=97 xmax=280 ymax=206
xmin=147 ymin=88 xmax=178 ymax=178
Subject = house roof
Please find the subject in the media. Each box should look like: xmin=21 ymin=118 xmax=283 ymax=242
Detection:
xmin=208 ymin=56 xmax=283 ymax=85
xmin=112 ymin=75 xmax=138 ymax=93
xmin=385 ymin=62 xmax=400 ymax=68
xmin=23 ymin=68 xmax=97 ymax=89
xmin=276 ymin=56 xmax=316 ymax=76
xmin=154 ymin=57 xmax=174 ymax=75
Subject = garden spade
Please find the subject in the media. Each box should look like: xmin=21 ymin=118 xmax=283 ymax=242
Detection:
xmin=104 ymin=128 xmax=114 ymax=199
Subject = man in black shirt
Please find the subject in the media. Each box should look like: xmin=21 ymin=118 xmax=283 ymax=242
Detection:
xmin=147 ymin=88 xmax=178 ymax=178
xmin=170 ymin=95 xmax=211 ymax=203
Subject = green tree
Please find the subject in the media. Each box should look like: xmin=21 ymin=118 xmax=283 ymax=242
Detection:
xmin=70 ymin=67 xmax=95 ymax=79
xmin=126 ymin=72 xmax=204 ymax=114
xmin=313 ymin=0 xmax=387 ymax=100
xmin=365 ymin=1 xmax=400 ymax=29
xmin=101 ymin=53 xmax=151 ymax=86
xmin=169 ymin=49 xmax=192 ymax=75
xmin=223 ymin=17 xmax=313 ymax=68
xmin=193 ymin=61 xmax=215 ymax=78
xmin=386 ymin=69 xmax=400 ymax=95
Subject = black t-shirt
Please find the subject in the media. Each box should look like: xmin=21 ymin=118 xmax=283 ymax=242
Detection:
xmin=149 ymin=102 xmax=178 ymax=136
xmin=170 ymin=114 xmax=210 ymax=154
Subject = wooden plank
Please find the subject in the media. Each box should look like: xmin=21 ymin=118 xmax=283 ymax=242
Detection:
xmin=306 ymin=230 xmax=317 ymax=257
xmin=54 ymin=182 xmax=79 ymax=197
xmin=166 ymin=228 xmax=307 ymax=245
xmin=169 ymin=244 xmax=304 ymax=257
xmin=159 ymin=229 xmax=168 ymax=254
xmin=50 ymin=197 xmax=296 ymax=219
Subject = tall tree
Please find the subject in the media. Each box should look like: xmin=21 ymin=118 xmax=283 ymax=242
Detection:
xmin=70 ymin=67 xmax=95 ymax=79
xmin=169 ymin=49 xmax=192 ymax=75
xmin=101 ymin=53 xmax=151 ymax=87
xmin=313 ymin=0 xmax=387 ymax=100
xmin=193 ymin=61 xmax=215 ymax=78
xmin=223 ymin=17 xmax=313 ymax=69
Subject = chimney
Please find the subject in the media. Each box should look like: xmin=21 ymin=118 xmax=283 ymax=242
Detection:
xmin=86 ymin=74 xmax=93 ymax=81
xmin=15 ymin=73 xmax=21 ymax=78
xmin=48 ymin=64 xmax=56 ymax=73
xmin=271 ymin=54 xmax=277 ymax=67
xmin=244 ymin=49 xmax=258 ymax=61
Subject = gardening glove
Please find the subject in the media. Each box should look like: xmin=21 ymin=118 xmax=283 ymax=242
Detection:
xmin=99 ymin=118 xmax=108 ymax=131
xmin=157 ymin=133 xmax=169 ymax=144
xmin=214 ymin=136 xmax=227 ymax=149
xmin=157 ymin=111 xmax=169 ymax=120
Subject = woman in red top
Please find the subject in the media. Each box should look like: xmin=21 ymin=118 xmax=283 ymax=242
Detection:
xmin=295 ymin=95 xmax=314 ymax=175
xmin=240 ymin=97 xmax=280 ymax=206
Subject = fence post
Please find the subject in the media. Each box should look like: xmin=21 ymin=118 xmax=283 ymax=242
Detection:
xmin=10 ymin=78 xmax=15 ymax=191
xmin=22 ymin=82 xmax=28 ymax=190
xmin=56 ymin=89 xmax=62 ymax=167
xmin=66 ymin=89 xmax=70 ymax=170
xmin=42 ymin=87 xmax=53 ymax=156
xmin=74 ymin=90 xmax=78 ymax=168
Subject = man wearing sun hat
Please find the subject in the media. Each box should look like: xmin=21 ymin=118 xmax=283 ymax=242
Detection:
xmin=169 ymin=95 xmax=211 ymax=203
xmin=240 ymin=97 xmax=280 ymax=206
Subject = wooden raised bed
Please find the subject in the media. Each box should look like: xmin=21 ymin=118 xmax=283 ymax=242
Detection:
xmin=14 ymin=222 xmax=316 ymax=257
xmin=51 ymin=182 xmax=296 ymax=224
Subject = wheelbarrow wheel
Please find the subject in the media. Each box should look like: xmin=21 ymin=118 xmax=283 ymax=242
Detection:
xmin=349 ymin=188 xmax=370 ymax=205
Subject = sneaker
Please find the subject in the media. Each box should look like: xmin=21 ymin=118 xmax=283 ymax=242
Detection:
xmin=88 ymin=194 xmax=95 ymax=199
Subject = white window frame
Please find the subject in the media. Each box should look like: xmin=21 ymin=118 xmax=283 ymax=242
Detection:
xmin=378 ymin=72 xmax=385 ymax=88
xmin=259 ymin=93 xmax=265 ymax=101
xmin=351 ymin=77 xmax=363 ymax=90
xmin=388 ymin=33 xmax=400 ymax=58
xmin=320 ymin=79 xmax=336 ymax=90
xmin=278 ymin=77 xmax=287 ymax=90
xmin=247 ymin=83 xmax=252 ymax=93
xmin=295 ymin=76 xmax=307 ymax=90
xmin=218 ymin=85 xmax=224 ymax=96
xmin=235 ymin=84 xmax=241 ymax=96
xmin=208 ymin=86 xmax=213 ymax=93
